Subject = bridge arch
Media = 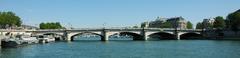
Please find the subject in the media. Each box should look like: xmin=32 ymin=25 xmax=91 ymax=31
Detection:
xmin=120 ymin=32 xmax=143 ymax=40
xmin=148 ymin=32 xmax=175 ymax=40
xmin=70 ymin=32 xmax=104 ymax=41
xmin=33 ymin=32 xmax=64 ymax=36
xmin=42 ymin=33 xmax=63 ymax=36
xmin=180 ymin=32 xmax=203 ymax=40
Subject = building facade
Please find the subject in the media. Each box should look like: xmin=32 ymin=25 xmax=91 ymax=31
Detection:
xmin=142 ymin=16 xmax=188 ymax=29
xmin=202 ymin=18 xmax=215 ymax=29
xmin=148 ymin=17 xmax=167 ymax=28
xmin=167 ymin=17 xmax=187 ymax=29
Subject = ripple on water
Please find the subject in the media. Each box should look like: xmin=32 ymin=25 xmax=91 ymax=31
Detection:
xmin=1 ymin=40 xmax=240 ymax=58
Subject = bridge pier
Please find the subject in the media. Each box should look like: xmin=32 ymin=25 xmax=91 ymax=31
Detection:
xmin=101 ymin=35 xmax=109 ymax=41
xmin=176 ymin=34 xmax=180 ymax=40
xmin=142 ymin=28 xmax=148 ymax=41
xmin=64 ymin=31 xmax=72 ymax=41
xmin=143 ymin=35 xmax=148 ymax=41
xmin=142 ymin=32 xmax=148 ymax=41
xmin=174 ymin=28 xmax=180 ymax=40
xmin=66 ymin=35 xmax=72 ymax=41
xmin=101 ymin=29 xmax=109 ymax=41
xmin=101 ymin=32 xmax=109 ymax=41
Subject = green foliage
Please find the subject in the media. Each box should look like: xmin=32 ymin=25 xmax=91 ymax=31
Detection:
xmin=187 ymin=21 xmax=193 ymax=29
xmin=213 ymin=16 xmax=226 ymax=29
xmin=141 ymin=22 xmax=148 ymax=28
xmin=227 ymin=9 xmax=240 ymax=31
xmin=141 ymin=21 xmax=173 ymax=28
xmin=39 ymin=22 xmax=64 ymax=29
xmin=145 ymin=17 xmax=190 ymax=28
xmin=161 ymin=21 xmax=172 ymax=28
xmin=196 ymin=22 xmax=203 ymax=29
xmin=202 ymin=22 xmax=213 ymax=29
xmin=132 ymin=25 xmax=139 ymax=28
xmin=148 ymin=19 xmax=165 ymax=28
xmin=0 ymin=11 xmax=22 ymax=28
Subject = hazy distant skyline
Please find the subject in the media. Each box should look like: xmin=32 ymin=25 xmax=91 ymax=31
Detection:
xmin=0 ymin=0 xmax=239 ymax=28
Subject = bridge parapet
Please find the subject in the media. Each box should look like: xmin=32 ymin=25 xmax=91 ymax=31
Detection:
xmin=0 ymin=28 xmax=204 ymax=41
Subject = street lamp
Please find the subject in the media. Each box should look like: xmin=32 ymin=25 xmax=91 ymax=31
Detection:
xmin=102 ymin=22 xmax=107 ymax=29
xmin=174 ymin=19 xmax=179 ymax=40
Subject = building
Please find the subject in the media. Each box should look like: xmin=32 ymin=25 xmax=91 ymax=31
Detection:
xmin=149 ymin=17 xmax=167 ymax=28
xmin=156 ymin=16 xmax=167 ymax=22
xmin=202 ymin=18 xmax=215 ymax=29
xmin=166 ymin=17 xmax=187 ymax=29
xmin=142 ymin=16 xmax=188 ymax=29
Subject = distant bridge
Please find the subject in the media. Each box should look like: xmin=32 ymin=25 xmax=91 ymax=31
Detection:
xmin=0 ymin=28 xmax=204 ymax=41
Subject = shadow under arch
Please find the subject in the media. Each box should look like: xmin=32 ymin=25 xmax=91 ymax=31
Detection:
xmin=70 ymin=32 xmax=104 ymax=41
xmin=117 ymin=32 xmax=144 ymax=40
xmin=148 ymin=32 xmax=175 ymax=40
xmin=180 ymin=32 xmax=203 ymax=40
xmin=42 ymin=33 xmax=63 ymax=36
xmin=5 ymin=32 xmax=11 ymax=36
xmin=108 ymin=33 xmax=131 ymax=40
xmin=40 ymin=33 xmax=65 ymax=41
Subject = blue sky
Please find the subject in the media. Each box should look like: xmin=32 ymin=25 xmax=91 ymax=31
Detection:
xmin=0 ymin=0 xmax=239 ymax=28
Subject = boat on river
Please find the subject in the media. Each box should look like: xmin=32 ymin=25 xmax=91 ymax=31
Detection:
xmin=1 ymin=37 xmax=22 ymax=47
xmin=18 ymin=35 xmax=39 ymax=44
xmin=37 ymin=35 xmax=55 ymax=43
xmin=1 ymin=35 xmax=38 ymax=48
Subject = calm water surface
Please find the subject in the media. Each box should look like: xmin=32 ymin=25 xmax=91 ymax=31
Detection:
xmin=1 ymin=38 xmax=240 ymax=58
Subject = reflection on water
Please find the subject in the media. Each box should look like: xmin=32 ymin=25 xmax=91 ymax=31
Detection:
xmin=1 ymin=37 xmax=240 ymax=58
xmin=74 ymin=36 xmax=134 ymax=40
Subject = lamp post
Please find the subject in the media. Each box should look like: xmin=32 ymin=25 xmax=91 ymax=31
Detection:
xmin=102 ymin=22 xmax=106 ymax=29
xmin=174 ymin=19 xmax=179 ymax=40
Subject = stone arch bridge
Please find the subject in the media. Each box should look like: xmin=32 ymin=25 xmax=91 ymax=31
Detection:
xmin=18 ymin=28 xmax=203 ymax=41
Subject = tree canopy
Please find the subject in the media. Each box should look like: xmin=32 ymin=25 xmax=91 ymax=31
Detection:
xmin=213 ymin=16 xmax=226 ymax=29
xmin=196 ymin=22 xmax=203 ymax=29
xmin=0 ymin=11 xmax=22 ymax=29
xmin=132 ymin=25 xmax=139 ymax=28
xmin=39 ymin=22 xmax=64 ymax=29
xmin=161 ymin=21 xmax=172 ymax=28
xmin=140 ymin=22 xmax=148 ymax=28
xmin=187 ymin=21 xmax=193 ymax=29
xmin=227 ymin=9 xmax=240 ymax=31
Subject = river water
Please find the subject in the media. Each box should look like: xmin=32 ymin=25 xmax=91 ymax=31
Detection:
xmin=1 ymin=37 xmax=240 ymax=58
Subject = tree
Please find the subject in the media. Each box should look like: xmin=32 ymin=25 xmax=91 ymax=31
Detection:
xmin=148 ymin=18 xmax=165 ymax=28
xmin=187 ymin=21 xmax=193 ymax=29
xmin=202 ymin=21 xmax=213 ymax=29
xmin=161 ymin=21 xmax=172 ymax=28
xmin=141 ymin=22 xmax=148 ymax=28
xmin=132 ymin=26 xmax=138 ymax=28
xmin=213 ymin=16 xmax=226 ymax=29
xmin=39 ymin=22 xmax=64 ymax=29
xmin=39 ymin=23 xmax=45 ymax=29
xmin=227 ymin=9 xmax=240 ymax=32
xmin=196 ymin=22 xmax=203 ymax=29
xmin=0 ymin=11 xmax=22 ymax=29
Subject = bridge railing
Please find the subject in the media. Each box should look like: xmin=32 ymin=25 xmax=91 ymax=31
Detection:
xmin=0 ymin=28 xmax=204 ymax=32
